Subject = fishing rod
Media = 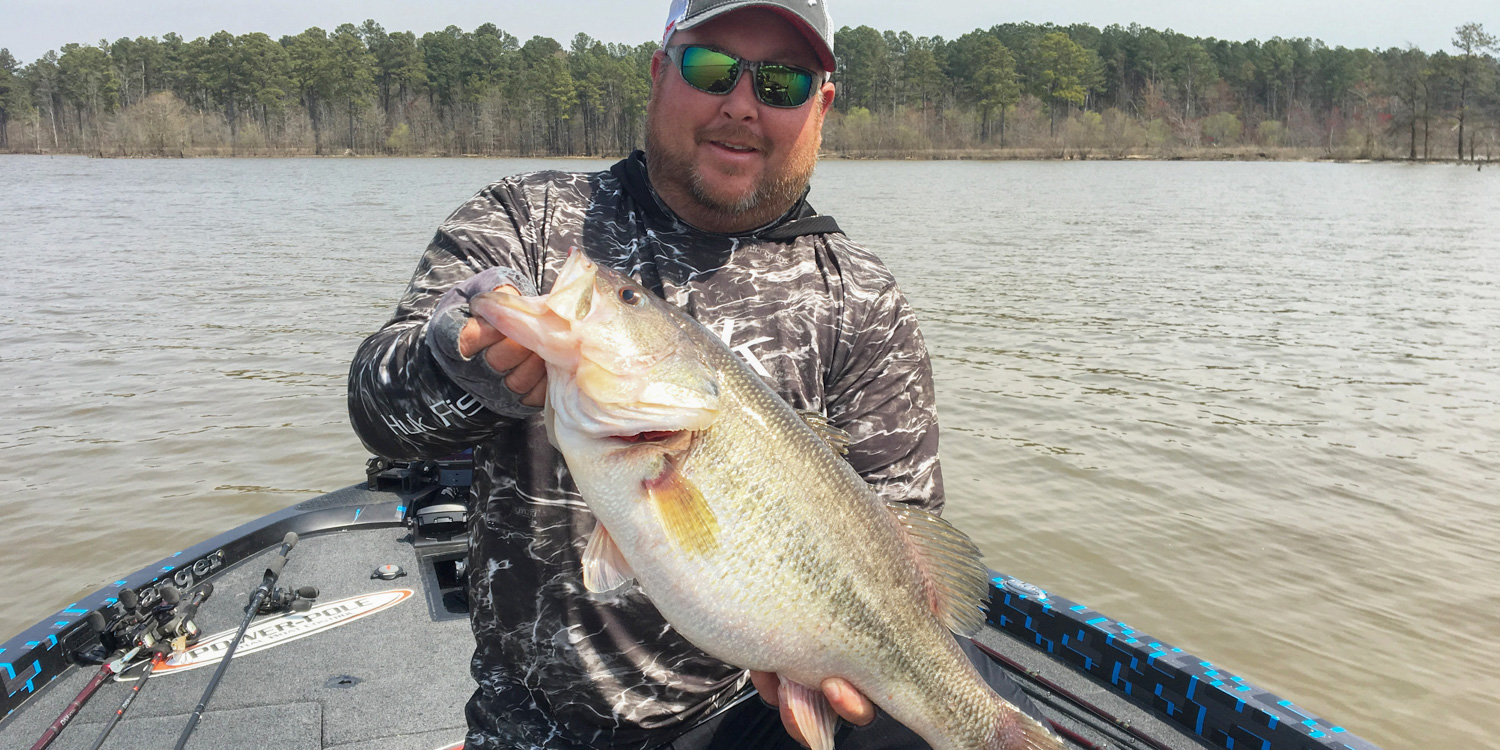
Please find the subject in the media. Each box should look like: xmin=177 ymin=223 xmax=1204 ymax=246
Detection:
xmin=30 ymin=582 xmax=208 ymax=750
xmin=255 ymin=584 xmax=319 ymax=615
xmin=82 ymin=649 xmax=167 ymax=750
xmin=28 ymin=636 xmax=136 ymax=750
xmin=173 ymin=532 xmax=298 ymax=750
xmin=30 ymin=586 xmax=157 ymax=750
xmin=87 ymin=584 xmax=213 ymax=750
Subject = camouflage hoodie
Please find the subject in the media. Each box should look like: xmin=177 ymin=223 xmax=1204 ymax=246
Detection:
xmin=348 ymin=152 xmax=943 ymax=749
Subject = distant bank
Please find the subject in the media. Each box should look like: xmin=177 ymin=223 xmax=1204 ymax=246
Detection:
xmin=1 ymin=20 xmax=1496 ymax=166
xmin=2 ymin=147 xmax=1491 ymax=165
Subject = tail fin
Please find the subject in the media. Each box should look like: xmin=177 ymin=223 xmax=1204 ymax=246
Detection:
xmin=991 ymin=702 xmax=1067 ymax=750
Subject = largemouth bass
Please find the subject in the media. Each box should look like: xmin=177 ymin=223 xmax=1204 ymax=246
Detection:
xmin=470 ymin=251 xmax=1062 ymax=750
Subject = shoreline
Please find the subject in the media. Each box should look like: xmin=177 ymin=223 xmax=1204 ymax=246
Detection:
xmin=0 ymin=148 xmax=1492 ymax=166
xmin=823 ymin=149 xmax=1494 ymax=165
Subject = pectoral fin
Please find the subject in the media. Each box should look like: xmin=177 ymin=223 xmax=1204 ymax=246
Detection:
xmin=778 ymin=676 xmax=839 ymax=750
xmin=887 ymin=502 xmax=989 ymax=637
xmin=582 ymin=522 xmax=634 ymax=593
xmin=645 ymin=465 xmax=719 ymax=557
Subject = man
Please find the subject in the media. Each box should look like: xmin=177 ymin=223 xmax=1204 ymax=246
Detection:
xmin=348 ymin=2 xmax=1042 ymax=748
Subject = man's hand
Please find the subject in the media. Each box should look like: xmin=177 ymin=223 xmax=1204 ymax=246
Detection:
xmin=427 ymin=270 xmax=548 ymax=417
xmin=456 ymin=287 xmax=547 ymax=407
xmin=750 ymin=671 xmax=875 ymax=747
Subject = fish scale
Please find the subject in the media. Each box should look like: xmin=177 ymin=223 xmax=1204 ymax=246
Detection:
xmin=472 ymin=251 xmax=1064 ymax=750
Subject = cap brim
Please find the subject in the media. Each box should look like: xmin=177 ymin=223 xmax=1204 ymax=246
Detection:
xmin=671 ymin=1 xmax=836 ymax=73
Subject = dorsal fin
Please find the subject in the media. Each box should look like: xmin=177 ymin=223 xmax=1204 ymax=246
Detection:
xmin=886 ymin=502 xmax=989 ymax=637
xmin=797 ymin=410 xmax=851 ymax=455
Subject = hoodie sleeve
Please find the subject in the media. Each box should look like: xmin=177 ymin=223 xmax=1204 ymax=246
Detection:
xmin=347 ymin=181 xmax=545 ymax=460
xmin=825 ymin=279 xmax=945 ymax=514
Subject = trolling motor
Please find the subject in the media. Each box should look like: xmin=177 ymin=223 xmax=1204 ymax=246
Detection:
xmin=253 ymin=584 xmax=320 ymax=615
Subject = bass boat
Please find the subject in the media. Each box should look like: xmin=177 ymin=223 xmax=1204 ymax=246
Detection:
xmin=0 ymin=458 xmax=1382 ymax=750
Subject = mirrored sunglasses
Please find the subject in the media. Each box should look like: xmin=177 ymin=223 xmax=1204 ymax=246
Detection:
xmin=668 ymin=45 xmax=820 ymax=109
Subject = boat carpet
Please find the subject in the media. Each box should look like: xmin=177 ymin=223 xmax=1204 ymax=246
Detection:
xmin=67 ymin=703 xmax=322 ymax=750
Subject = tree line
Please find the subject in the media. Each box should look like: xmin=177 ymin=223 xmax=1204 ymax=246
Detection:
xmin=0 ymin=19 xmax=1496 ymax=160
xmin=0 ymin=23 xmax=653 ymax=158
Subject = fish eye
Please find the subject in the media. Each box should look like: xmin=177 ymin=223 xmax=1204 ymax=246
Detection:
xmin=619 ymin=287 xmax=644 ymax=306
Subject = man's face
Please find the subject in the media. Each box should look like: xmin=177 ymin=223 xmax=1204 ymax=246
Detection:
xmin=645 ymin=8 xmax=836 ymax=233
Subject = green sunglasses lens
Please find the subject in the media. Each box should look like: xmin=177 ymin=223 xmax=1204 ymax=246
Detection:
xmin=679 ymin=46 xmax=739 ymax=94
xmin=755 ymin=65 xmax=814 ymax=107
xmin=676 ymin=46 xmax=816 ymax=107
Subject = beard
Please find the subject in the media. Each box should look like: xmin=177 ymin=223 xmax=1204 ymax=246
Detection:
xmin=645 ymin=106 xmax=822 ymax=231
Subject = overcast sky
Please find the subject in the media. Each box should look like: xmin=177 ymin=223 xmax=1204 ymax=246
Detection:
xmin=4 ymin=0 xmax=1495 ymax=65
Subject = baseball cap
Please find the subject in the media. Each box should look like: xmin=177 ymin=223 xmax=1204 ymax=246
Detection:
xmin=662 ymin=0 xmax=837 ymax=73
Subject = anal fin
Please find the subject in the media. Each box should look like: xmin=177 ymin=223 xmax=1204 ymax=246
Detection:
xmin=778 ymin=676 xmax=839 ymax=750
xmin=887 ymin=502 xmax=989 ymax=637
xmin=582 ymin=522 xmax=635 ymax=593
xmin=995 ymin=696 xmax=1069 ymax=750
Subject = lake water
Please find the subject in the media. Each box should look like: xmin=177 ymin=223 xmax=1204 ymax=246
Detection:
xmin=1 ymin=154 xmax=1496 ymax=748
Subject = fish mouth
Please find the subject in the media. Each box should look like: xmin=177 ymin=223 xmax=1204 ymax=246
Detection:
xmin=614 ymin=430 xmax=684 ymax=444
xmin=611 ymin=430 xmax=695 ymax=454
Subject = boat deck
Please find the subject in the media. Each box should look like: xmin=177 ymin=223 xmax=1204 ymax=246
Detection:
xmin=3 ymin=520 xmax=473 ymax=749
xmin=1 ymin=475 xmax=1336 ymax=749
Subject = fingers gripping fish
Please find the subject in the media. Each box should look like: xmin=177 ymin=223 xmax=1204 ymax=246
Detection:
xmin=470 ymin=251 xmax=1064 ymax=750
